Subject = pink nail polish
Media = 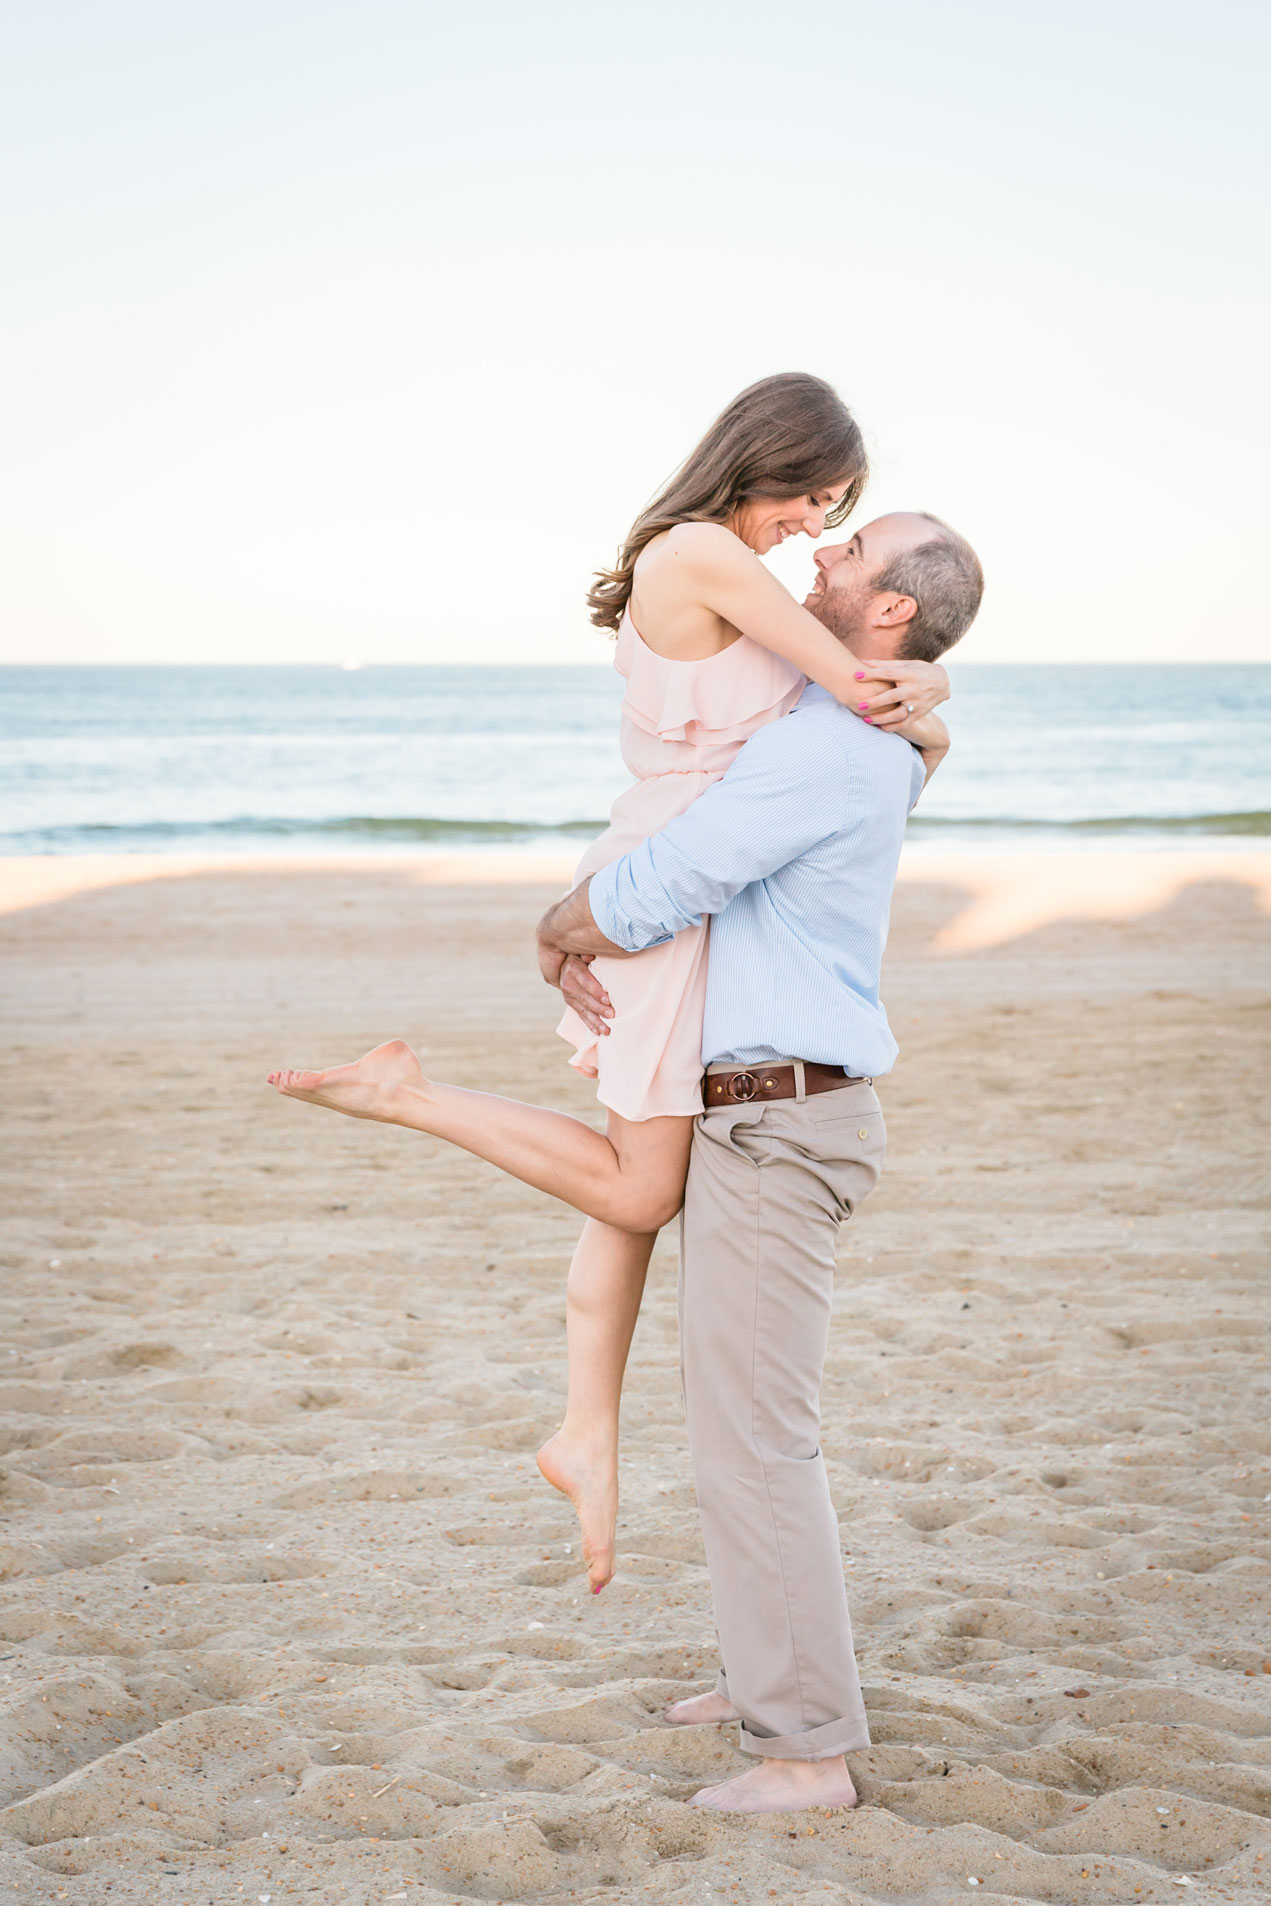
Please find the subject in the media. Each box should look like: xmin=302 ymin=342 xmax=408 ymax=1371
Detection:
xmin=854 ymin=671 xmax=865 ymax=680
xmin=863 ymin=716 xmax=873 ymax=723
xmin=858 ymin=701 xmax=868 ymax=709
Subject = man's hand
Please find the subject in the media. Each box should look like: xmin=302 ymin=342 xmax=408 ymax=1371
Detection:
xmin=536 ymin=875 xmax=628 ymax=992
xmin=560 ymin=954 xmax=615 ymax=1035
xmin=854 ymin=658 xmax=950 ymax=731
xmin=537 ymin=938 xmax=616 ymax=1036
xmin=538 ymin=939 xmax=568 ymax=990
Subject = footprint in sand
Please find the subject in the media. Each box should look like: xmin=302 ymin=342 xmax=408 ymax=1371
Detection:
xmin=513 ymin=1560 xmax=583 ymax=1587
xmin=1035 ymin=1783 xmax=1269 ymax=1871
xmin=0 ymin=1670 xmax=149 ymax=1806
xmin=876 ymin=1762 xmax=1072 ymax=1836
xmin=23 ymin=1427 xmax=188 ymax=1473
xmin=0 ymin=1538 xmax=64 ymax=1581
xmin=898 ymin=1497 xmax=978 ymax=1533
xmin=514 ymin=1693 xmax=647 ymax=1744
xmin=0 ymin=1709 xmax=306 ymax=1847
xmin=141 ymin=1545 xmax=327 ymax=1585
xmin=274 ymin=1468 xmax=458 ymax=1508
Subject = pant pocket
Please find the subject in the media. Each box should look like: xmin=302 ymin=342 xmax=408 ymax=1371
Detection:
xmin=813 ymin=1109 xmax=886 ymax=1153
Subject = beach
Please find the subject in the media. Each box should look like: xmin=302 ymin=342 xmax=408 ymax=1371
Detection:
xmin=1 ymin=847 xmax=1269 ymax=1904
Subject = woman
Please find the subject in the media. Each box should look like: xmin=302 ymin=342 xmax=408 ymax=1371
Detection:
xmin=268 ymin=373 xmax=949 ymax=1592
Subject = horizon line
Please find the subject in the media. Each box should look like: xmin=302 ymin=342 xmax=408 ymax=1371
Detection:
xmin=4 ymin=658 xmax=1270 ymax=671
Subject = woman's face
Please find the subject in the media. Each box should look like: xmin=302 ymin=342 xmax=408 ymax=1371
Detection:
xmin=730 ymin=483 xmax=850 ymax=556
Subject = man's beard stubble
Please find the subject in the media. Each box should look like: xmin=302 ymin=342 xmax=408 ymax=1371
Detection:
xmin=806 ymin=579 xmax=867 ymax=649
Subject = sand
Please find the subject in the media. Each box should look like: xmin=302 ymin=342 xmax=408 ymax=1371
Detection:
xmin=1 ymin=848 xmax=1269 ymax=1905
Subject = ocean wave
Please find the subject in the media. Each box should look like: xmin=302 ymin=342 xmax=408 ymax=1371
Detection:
xmin=906 ymin=810 xmax=1271 ymax=835
xmin=4 ymin=815 xmax=609 ymax=847
xmin=3 ymin=810 xmax=1270 ymax=852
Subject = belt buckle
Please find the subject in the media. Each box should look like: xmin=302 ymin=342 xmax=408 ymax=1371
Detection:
xmin=727 ymin=1069 xmax=758 ymax=1102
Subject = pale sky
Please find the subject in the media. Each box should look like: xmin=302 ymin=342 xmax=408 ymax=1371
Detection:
xmin=2 ymin=0 xmax=1268 ymax=665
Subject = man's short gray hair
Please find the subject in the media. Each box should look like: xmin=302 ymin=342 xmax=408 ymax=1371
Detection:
xmin=873 ymin=513 xmax=984 ymax=663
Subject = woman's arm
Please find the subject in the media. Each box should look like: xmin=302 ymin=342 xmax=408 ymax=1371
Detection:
xmin=673 ymin=523 xmax=949 ymax=718
xmin=895 ymin=711 xmax=950 ymax=788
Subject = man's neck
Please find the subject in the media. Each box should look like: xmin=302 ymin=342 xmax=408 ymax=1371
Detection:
xmin=845 ymin=629 xmax=903 ymax=665
xmin=807 ymin=605 xmax=899 ymax=666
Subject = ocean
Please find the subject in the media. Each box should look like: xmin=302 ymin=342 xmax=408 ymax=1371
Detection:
xmin=1 ymin=664 xmax=1268 ymax=857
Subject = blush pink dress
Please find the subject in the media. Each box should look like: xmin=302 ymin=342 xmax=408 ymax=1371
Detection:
xmin=557 ymin=610 xmax=805 ymax=1121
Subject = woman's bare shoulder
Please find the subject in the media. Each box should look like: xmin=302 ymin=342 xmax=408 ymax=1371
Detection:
xmin=630 ymin=524 xmax=752 ymax=657
xmin=640 ymin=521 xmax=754 ymax=578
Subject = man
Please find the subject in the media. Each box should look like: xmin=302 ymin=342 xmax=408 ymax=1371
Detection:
xmin=536 ymin=512 xmax=984 ymax=1814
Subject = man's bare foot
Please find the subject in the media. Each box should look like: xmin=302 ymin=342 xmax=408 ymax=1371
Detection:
xmin=267 ymin=1039 xmax=428 ymax=1123
xmin=664 ymin=1690 xmax=741 ymax=1727
xmin=535 ymin=1429 xmax=617 ymax=1594
xmin=689 ymin=1755 xmax=858 ymax=1814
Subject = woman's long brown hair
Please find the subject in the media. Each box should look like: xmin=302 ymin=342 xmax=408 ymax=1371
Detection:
xmin=586 ymin=372 xmax=868 ymax=633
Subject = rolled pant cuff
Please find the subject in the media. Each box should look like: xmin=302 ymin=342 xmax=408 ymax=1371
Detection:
xmin=739 ymin=1711 xmax=871 ymax=1761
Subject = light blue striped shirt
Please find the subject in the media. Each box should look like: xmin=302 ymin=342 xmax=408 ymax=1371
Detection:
xmin=588 ymin=684 xmax=927 ymax=1075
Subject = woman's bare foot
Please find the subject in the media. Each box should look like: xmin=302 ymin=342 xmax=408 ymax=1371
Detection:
xmin=267 ymin=1039 xmax=428 ymax=1122
xmin=664 ymin=1690 xmax=741 ymax=1726
xmin=535 ymin=1429 xmax=618 ymax=1594
xmin=689 ymin=1755 xmax=857 ymax=1814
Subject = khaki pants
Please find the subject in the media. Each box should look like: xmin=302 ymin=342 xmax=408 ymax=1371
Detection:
xmin=679 ymin=1075 xmax=885 ymax=1759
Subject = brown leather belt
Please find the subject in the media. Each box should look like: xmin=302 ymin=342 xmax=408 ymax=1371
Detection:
xmin=702 ymin=1061 xmax=869 ymax=1108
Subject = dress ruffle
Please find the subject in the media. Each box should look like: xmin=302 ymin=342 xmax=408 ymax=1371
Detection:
xmin=616 ymin=614 xmax=803 ymax=744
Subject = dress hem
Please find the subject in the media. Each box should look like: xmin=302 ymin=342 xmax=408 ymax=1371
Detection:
xmin=593 ymin=1083 xmax=705 ymax=1124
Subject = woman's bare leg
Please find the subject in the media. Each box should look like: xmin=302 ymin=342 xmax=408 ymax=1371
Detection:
xmin=269 ymin=1045 xmax=692 ymax=1589
xmin=537 ymin=1217 xmax=656 ymax=1594
xmin=267 ymin=1041 xmax=692 ymax=1233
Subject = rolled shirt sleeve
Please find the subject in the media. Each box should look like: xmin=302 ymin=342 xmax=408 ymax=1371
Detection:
xmin=588 ymin=715 xmax=848 ymax=953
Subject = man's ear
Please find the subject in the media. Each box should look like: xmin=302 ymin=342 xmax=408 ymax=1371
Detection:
xmin=874 ymin=592 xmax=918 ymax=628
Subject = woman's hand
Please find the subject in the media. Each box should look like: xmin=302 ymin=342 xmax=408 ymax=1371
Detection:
xmin=852 ymin=657 xmax=950 ymax=731
xmin=560 ymin=954 xmax=614 ymax=1036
